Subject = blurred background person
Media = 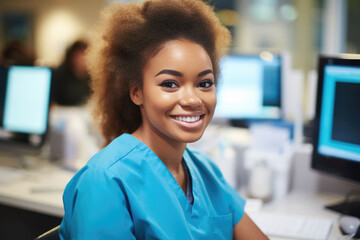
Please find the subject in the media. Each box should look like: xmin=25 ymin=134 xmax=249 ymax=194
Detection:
xmin=52 ymin=39 xmax=91 ymax=106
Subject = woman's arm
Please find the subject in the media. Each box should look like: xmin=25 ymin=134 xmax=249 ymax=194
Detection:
xmin=233 ymin=213 xmax=269 ymax=240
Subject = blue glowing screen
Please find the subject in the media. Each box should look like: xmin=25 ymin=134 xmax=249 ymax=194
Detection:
xmin=3 ymin=66 xmax=52 ymax=134
xmin=318 ymin=65 xmax=360 ymax=162
xmin=214 ymin=54 xmax=281 ymax=119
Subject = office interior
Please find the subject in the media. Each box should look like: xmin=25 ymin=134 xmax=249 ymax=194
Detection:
xmin=0 ymin=0 xmax=359 ymax=239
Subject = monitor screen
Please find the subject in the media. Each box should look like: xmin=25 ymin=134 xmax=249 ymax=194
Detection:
xmin=311 ymin=55 xmax=360 ymax=183
xmin=214 ymin=53 xmax=282 ymax=122
xmin=0 ymin=66 xmax=52 ymax=148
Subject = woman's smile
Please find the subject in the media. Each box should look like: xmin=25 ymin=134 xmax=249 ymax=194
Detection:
xmin=170 ymin=114 xmax=204 ymax=128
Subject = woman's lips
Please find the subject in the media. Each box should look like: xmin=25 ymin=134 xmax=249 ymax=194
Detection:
xmin=171 ymin=114 xmax=204 ymax=129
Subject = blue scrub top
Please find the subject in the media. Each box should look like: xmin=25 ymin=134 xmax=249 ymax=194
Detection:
xmin=59 ymin=134 xmax=245 ymax=239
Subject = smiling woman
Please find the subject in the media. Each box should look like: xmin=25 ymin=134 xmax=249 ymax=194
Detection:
xmin=59 ymin=0 xmax=268 ymax=239
xmin=130 ymin=39 xmax=216 ymax=146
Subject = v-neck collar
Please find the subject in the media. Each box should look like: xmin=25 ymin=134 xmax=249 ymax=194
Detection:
xmin=182 ymin=159 xmax=193 ymax=206
xmin=122 ymin=134 xmax=201 ymax=218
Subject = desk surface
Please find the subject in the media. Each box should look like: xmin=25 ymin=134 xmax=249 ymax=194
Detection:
xmin=0 ymin=161 xmax=347 ymax=239
xmin=259 ymin=191 xmax=344 ymax=239
xmin=0 ymin=163 xmax=74 ymax=217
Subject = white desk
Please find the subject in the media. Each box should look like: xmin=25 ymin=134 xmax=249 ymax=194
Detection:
xmin=0 ymin=163 xmax=74 ymax=217
xmin=0 ymin=161 xmax=347 ymax=239
xmin=259 ymin=190 xmax=344 ymax=239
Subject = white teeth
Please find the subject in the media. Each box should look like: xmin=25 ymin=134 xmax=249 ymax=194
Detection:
xmin=174 ymin=115 xmax=200 ymax=123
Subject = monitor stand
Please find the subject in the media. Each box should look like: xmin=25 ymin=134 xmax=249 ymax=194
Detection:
xmin=230 ymin=119 xmax=249 ymax=128
xmin=325 ymin=193 xmax=360 ymax=218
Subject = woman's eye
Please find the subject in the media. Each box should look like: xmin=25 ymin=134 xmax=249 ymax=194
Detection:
xmin=160 ymin=81 xmax=178 ymax=88
xmin=198 ymin=80 xmax=214 ymax=88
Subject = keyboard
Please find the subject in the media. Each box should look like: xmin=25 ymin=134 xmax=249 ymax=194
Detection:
xmin=249 ymin=212 xmax=333 ymax=240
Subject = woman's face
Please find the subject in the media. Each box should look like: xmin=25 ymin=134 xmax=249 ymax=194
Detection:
xmin=131 ymin=39 xmax=216 ymax=144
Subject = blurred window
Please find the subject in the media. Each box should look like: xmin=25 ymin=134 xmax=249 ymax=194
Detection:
xmin=346 ymin=0 xmax=360 ymax=53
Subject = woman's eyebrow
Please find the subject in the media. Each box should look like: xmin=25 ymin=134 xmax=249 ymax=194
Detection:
xmin=155 ymin=69 xmax=183 ymax=77
xmin=155 ymin=69 xmax=213 ymax=77
xmin=197 ymin=69 xmax=213 ymax=77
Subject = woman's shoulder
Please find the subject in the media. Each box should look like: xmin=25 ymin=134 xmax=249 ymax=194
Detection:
xmin=86 ymin=133 xmax=144 ymax=172
xmin=64 ymin=134 xmax=146 ymax=192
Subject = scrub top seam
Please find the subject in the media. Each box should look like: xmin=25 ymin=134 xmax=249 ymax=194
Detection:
xmin=105 ymin=136 xmax=144 ymax=170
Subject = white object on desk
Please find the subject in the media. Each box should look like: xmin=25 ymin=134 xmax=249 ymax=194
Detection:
xmin=0 ymin=165 xmax=27 ymax=184
xmin=249 ymin=212 xmax=333 ymax=240
xmin=49 ymin=106 xmax=100 ymax=170
xmin=248 ymin=160 xmax=272 ymax=200
xmin=244 ymin=123 xmax=293 ymax=200
xmin=339 ymin=216 xmax=360 ymax=236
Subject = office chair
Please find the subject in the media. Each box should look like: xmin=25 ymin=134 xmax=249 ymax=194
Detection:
xmin=34 ymin=225 xmax=60 ymax=240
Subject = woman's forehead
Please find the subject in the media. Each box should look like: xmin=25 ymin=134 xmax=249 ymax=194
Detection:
xmin=143 ymin=39 xmax=212 ymax=71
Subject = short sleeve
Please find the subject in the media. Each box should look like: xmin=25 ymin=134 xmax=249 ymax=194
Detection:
xmin=59 ymin=167 xmax=135 ymax=240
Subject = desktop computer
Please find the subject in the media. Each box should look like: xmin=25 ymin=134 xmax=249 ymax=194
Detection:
xmin=311 ymin=54 xmax=360 ymax=219
xmin=249 ymin=55 xmax=360 ymax=240
xmin=0 ymin=65 xmax=52 ymax=159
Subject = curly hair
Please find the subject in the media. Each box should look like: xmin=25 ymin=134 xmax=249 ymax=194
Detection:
xmin=87 ymin=0 xmax=231 ymax=146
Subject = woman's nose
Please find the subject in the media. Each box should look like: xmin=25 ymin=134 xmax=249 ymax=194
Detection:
xmin=179 ymin=88 xmax=202 ymax=108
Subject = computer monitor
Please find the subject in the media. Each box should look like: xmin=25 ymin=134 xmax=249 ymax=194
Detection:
xmin=213 ymin=53 xmax=282 ymax=127
xmin=0 ymin=65 xmax=52 ymax=151
xmin=311 ymin=55 xmax=360 ymax=217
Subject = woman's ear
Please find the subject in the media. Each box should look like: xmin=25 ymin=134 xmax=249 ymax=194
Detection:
xmin=129 ymin=84 xmax=143 ymax=106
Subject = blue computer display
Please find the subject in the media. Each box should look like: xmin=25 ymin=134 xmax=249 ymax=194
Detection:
xmin=318 ymin=65 xmax=360 ymax=163
xmin=214 ymin=54 xmax=282 ymax=120
xmin=312 ymin=55 xmax=360 ymax=185
xmin=0 ymin=65 xmax=52 ymax=148
xmin=3 ymin=66 xmax=52 ymax=135
xmin=311 ymin=55 xmax=360 ymax=217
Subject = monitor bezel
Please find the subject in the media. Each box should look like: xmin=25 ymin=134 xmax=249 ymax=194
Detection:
xmin=311 ymin=54 xmax=360 ymax=183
